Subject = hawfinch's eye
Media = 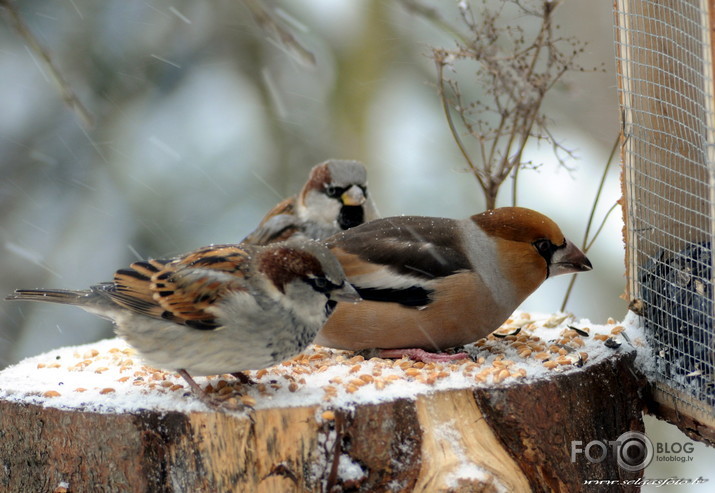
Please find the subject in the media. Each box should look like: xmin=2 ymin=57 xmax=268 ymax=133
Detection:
xmin=534 ymin=239 xmax=553 ymax=256
xmin=324 ymin=186 xmax=346 ymax=198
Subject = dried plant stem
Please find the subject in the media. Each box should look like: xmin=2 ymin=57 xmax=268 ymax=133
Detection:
xmin=560 ymin=133 xmax=622 ymax=312
xmin=435 ymin=58 xmax=487 ymax=194
xmin=0 ymin=0 xmax=94 ymax=128
xmin=430 ymin=1 xmax=583 ymax=210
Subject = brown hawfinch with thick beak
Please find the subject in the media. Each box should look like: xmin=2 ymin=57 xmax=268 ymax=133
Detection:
xmin=243 ymin=159 xmax=379 ymax=245
xmin=314 ymin=207 xmax=592 ymax=362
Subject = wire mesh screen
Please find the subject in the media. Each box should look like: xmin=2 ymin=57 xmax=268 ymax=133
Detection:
xmin=615 ymin=0 xmax=715 ymax=432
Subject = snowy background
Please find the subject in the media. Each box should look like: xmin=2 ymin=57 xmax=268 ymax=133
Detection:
xmin=0 ymin=0 xmax=711 ymax=489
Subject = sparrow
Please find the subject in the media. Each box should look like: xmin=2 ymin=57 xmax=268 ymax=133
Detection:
xmin=5 ymin=238 xmax=360 ymax=409
xmin=313 ymin=207 xmax=592 ymax=362
xmin=243 ymin=159 xmax=379 ymax=245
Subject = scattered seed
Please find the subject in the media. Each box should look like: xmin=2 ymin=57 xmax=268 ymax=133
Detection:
xmin=359 ymin=374 xmax=374 ymax=383
xmin=561 ymin=329 xmax=578 ymax=338
xmin=611 ymin=326 xmax=625 ymax=335
xmin=322 ymin=410 xmax=336 ymax=421
xmin=95 ymin=367 xmax=109 ymax=374
xmin=570 ymin=326 xmax=590 ymax=337
xmin=74 ymin=388 xmax=87 ymax=393
xmin=543 ymin=361 xmax=559 ymax=370
xmin=43 ymin=390 xmax=61 ymax=398
xmin=217 ymin=386 xmax=234 ymax=396
xmin=100 ymin=388 xmax=115 ymax=394
xmin=288 ymin=382 xmax=299 ymax=392
xmin=83 ymin=349 xmax=99 ymax=359
xmin=604 ymin=337 xmax=622 ymax=349
xmin=117 ymin=376 xmax=130 ymax=383
xmin=241 ymin=395 xmax=257 ymax=407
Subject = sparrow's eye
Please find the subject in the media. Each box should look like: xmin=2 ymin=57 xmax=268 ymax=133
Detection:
xmin=324 ymin=186 xmax=346 ymax=199
xmin=306 ymin=276 xmax=332 ymax=293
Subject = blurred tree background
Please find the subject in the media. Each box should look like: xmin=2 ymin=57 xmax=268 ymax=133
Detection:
xmin=1 ymin=0 xmax=621 ymax=365
xmin=3 ymin=1 xmax=715 ymax=486
xmin=0 ymin=0 xmax=620 ymax=357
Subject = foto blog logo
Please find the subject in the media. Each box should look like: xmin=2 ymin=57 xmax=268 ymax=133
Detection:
xmin=571 ymin=431 xmax=655 ymax=472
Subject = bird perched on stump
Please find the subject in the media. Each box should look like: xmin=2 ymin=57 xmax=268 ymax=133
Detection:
xmin=6 ymin=238 xmax=360 ymax=409
xmin=314 ymin=207 xmax=592 ymax=362
xmin=243 ymin=159 xmax=379 ymax=245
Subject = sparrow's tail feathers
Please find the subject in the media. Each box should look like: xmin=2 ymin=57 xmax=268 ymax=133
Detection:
xmin=5 ymin=288 xmax=95 ymax=306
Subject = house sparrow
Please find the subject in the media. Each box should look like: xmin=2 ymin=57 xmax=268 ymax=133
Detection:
xmin=314 ymin=207 xmax=592 ymax=362
xmin=243 ymin=159 xmax=379 ymax=245
xmin=6 ymin=239 xmax=360 ymax=409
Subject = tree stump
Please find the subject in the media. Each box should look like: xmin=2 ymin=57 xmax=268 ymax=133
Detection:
xmin=0 ymin=314 xmax=648 ymax=492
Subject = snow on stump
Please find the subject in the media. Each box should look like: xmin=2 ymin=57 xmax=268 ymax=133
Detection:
xmin=0 ymin=313 xmax=649 ymax=492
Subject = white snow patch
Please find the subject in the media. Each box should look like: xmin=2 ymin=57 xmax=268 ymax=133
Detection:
xmin=338 ymin=454 xmax=366 ymax=482
xmin=0 ymin=312 xmax=650 ymax=416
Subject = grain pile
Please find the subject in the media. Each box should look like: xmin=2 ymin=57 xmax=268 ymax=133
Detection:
xmin=0 ymin=311 xmax=649 ymax=414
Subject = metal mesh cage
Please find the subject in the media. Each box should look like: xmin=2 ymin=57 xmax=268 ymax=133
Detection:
xmin=615 ymin=0 xmax=715 ymax=436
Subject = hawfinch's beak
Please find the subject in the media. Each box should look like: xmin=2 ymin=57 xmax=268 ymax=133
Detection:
xmin=549 ymin=240 xmax=593 ymax=277
xmin=330 ymin=282 xmax=362 ymax=303
xmin=341 ymin=185 xmax=366 ymax=206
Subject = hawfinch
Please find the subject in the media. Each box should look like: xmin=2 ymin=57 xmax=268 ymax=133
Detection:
xmin=314 ymin=207 xmax=592 ymax=361
xmin=243 ymin=159 xmax=379 ymax=245
xmin=6 ymin=238 xmax=360 ymax=408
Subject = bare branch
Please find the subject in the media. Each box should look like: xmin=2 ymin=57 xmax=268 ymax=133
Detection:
xmin=0 ymin=0 xmax=94 ymax=128
xmin=419 ymin=0 xmax=591 ymax=207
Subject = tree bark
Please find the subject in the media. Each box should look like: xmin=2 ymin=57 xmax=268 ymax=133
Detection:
xmin=0 ymin=352 xmax=644 ymax=492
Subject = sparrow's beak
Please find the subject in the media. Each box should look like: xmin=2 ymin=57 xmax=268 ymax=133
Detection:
xmin=549 ymin=239 xmax=593 ymax=277
xmin=330 ymin=282 xmax=362 ymax=303
xmin=341 ymin=185 xmax=366 ymax=207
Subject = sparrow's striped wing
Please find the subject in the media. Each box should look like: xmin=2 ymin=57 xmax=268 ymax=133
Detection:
xmin=110 ymin=245 xmax=252 ymax=330
xmin=242 ymin=196 xmax=301 ymax=245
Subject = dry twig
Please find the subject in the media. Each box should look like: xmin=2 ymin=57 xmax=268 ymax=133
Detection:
xmin=0 ymin=0 xmax=94 ymax=128
xmin=411 ymin=0 xmax=593 ymax=208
